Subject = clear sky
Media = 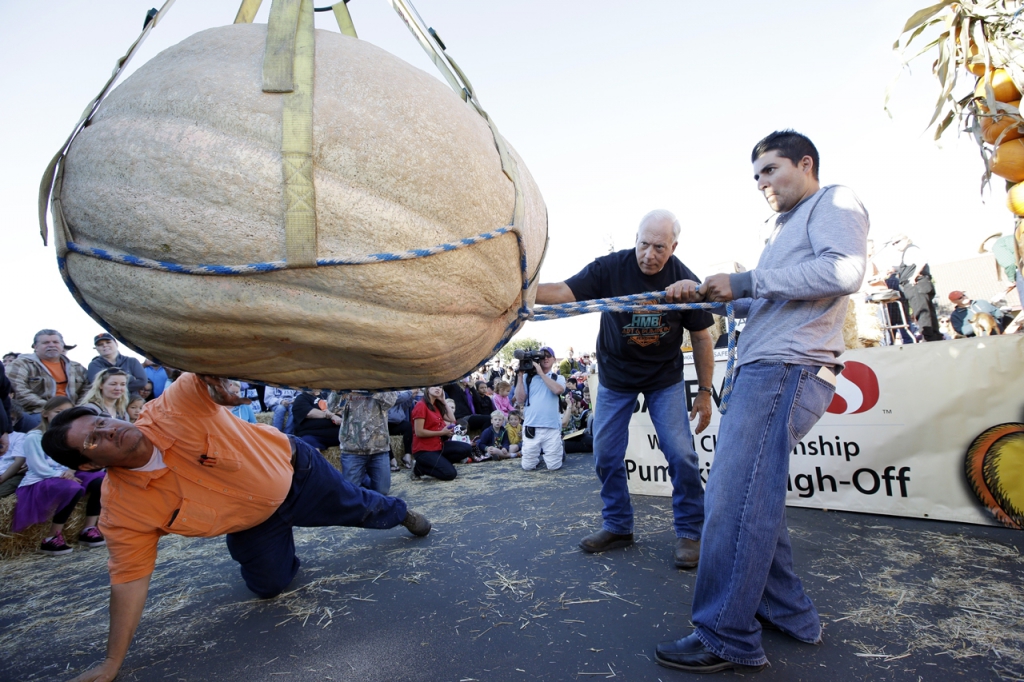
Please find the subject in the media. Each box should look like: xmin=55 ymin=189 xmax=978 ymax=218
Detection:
xmin=0 ymin=0 xmax=1011 ymax=367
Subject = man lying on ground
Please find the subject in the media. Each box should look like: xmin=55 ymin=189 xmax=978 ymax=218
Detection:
xmin=41 ymin=372 xmax=431 ymax=682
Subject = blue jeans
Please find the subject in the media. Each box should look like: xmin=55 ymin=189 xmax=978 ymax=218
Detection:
xmin=272 ymin=404 xmax=294 ymax=434
xmin=225 ymin=437 xmax=407 ymax=598
xmin=691 ymin=362 xmax=835 ymax=666
xmin=592 ymin=380 xmax=703 ymax=539
xmin=340 ymin=452 xmax=391 ymax=495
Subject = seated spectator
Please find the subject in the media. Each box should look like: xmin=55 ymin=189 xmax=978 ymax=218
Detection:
xmin=142 ymin=360 xmax=170 ymax=399
xmin=3 ymin=352 xmax=19 ymax=368
xmin=491 ymin=380 xmax=514 ymax=415
xmin=476 ymin=410 xmax=515 ymax=460
xmin=86 ymin=333 xmax=147 ymax=393
xmin=444 ymin=377 xmax=491 ymax=432
xmin=949 ymin=290 xmax=1014 ymax=336
xmin=13 ymin=396 xmax=106 ymax=554
xmin=138 ymin=381 xmax=154 ymax=402
xmin=0 ymin=431 xmax=28 ymax=498
xmin=562 ymin=390 xmax=594 ymax=454
xmin=411 ymin=386 xmax=472 ymax=481
xmin=473 ymin=381 xmax=495 ymax=416
xmin=506 ymin=410 xmax=523 ymax=454
xmin=78 ymin=368 xmax=130 ymax=420
xmin=227 ymin=381 xmax=258 ymax=423
xmin=264 ymin=386 xmax=299 ymax=434
xmin=126 ymin=393 xmax=146 ymax=423
xmin=1 ymin=359 xmax=12 ymax=459
xmin=238 ymin=382 xmax=263 ymax=412
xmin=292 ymin=390 xmax=341 ymax=451
xmin=388 ymin=390 xmax=417 ymax=470
xmin=8 ymin=329 xmax=87 ymax=432
xmin=338 ymin=392 xmax=398 ymax=494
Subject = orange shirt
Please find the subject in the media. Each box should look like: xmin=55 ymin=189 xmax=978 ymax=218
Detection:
xmin=41 ymin=358 xmax=68 ymax=396
xmin=99 ymin=373 xmax=292 ymax=584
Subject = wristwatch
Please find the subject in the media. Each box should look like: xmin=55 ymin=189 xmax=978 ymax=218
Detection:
xmin=697 ymin=386 xmax=713 ymax=394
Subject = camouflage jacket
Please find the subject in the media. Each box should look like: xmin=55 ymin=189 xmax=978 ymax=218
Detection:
xmin=337 ymin=392 xmax=398 ymax=455
xmin=8 ymin=353 xmax=88 ymax=414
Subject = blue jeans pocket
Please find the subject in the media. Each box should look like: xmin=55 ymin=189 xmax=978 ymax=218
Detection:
xmin=788 ymin=370 xmax=835 ymax=443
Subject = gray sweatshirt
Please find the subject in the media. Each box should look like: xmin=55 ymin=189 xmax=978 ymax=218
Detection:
xmin=726 ymin=185 xmax=869 ymax=371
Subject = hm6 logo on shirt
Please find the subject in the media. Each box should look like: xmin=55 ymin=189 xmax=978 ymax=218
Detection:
xmin=621 ymin=313 xmax=670 ymax=347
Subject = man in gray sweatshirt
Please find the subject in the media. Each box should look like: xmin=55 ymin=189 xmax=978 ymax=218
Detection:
xmin=655 ymin=130 xmax=869 ymax=674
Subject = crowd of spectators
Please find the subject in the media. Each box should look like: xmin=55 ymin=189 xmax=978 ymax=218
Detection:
xmin=0 ymin=328 xmax=597 ymax=557
xmin=866 ymin=234 xmax=1022 ymax=343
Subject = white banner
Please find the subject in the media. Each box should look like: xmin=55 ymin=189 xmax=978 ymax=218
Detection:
xmin=622 ymin=335 xmax=1024 ymax=528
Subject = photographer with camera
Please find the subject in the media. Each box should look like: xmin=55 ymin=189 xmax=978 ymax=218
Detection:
xmin=512 ymin=346 xmax=566 ymax=471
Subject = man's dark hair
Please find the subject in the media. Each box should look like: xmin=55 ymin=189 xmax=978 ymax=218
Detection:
xmin=751 ymin=130 xmax=819 ymax=180
xmin=41 ymin=406 xmax=97 ymax=470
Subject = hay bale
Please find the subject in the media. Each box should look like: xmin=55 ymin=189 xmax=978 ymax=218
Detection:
xmin=57 ymin=24 xmax=546 ymax=390
xmin=255 ymin=411 xmax=273 ymax=425
xmin=390 ymin=435 xmax=405 ymax=460
xmin=0 ymin=494 xmax=88 ymax=561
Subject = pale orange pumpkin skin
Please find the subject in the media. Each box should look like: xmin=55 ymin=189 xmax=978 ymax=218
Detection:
xmin=56 ymin=24 xmax=548 ymax=389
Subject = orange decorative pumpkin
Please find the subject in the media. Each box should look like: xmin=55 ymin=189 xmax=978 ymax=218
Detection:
xmin=990 ymin=138 xmax=1024 ymax=182
xmin=980 ymin=100 xmax=1024 ymax=144
xmin=975 ymin=68 xmax=1021 ymax=103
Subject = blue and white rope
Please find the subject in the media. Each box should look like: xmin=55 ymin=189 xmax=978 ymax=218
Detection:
xmin=528 ymin=294 xmax=737 ymax=415
xmin=63 ymin=226 xmax=516 ymax=275
xmin=60 ymin=226 xmax=737 ymax=410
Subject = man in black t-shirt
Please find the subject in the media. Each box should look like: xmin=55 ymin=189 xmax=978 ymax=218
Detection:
xmin=536 ymin=209 xmax=716 ymax=568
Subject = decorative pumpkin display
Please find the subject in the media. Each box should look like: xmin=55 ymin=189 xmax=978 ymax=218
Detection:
xmin=44 ymin=6 xmax=547 ymax=389
xmin=990 ymin=138 xmax=1024 ymax=182
xmin=980 ymin=100 xmax=1023 ymax=144
xmin=965 ymin=423 xmax=1024 ymax=529
xmin=974 ymin=68 xmax=1022 ymax=103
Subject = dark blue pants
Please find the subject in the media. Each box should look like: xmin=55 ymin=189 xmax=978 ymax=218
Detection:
xmin=225 ymin=437 xmax=408 ymax=598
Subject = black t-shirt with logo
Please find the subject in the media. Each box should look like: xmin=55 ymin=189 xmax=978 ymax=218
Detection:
xmin=564 ymin=248 xmax=713 ymax=393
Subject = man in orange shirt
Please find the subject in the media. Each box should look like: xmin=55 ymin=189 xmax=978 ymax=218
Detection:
xmin=7 ymin=329 xmax=87 ymax=432
xmin=43 ymin=373 xmax=431 ymax=682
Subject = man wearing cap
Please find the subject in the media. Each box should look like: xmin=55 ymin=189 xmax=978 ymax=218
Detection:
xmin=7 ymin=329 xmax=88 ymax=432
xmin=535 ymin=209 xmax=716 ymax=568
xmin=87 ymin=333 xmax=148 ymax=394
xmin=513 ymin=346 xmax=567 ymax=471
xmin=948 ymin=290 xmax=1012 ymax=336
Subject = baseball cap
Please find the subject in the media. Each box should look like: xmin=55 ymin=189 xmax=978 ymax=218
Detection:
xmin=540 ymin=346 xmax=555 ymax=357
xmin=94 ymin=333 xmax=117 ymax=345
xmin=948 ymin=291 xmax=967 ymax=303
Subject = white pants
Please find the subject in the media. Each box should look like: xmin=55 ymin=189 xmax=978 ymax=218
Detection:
xmin=520 ymin=426 xmax=564 ymax=471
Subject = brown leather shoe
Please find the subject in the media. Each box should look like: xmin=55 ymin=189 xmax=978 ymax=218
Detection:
xmin=674 ymin=537 xmax=700 ymax=569
xmin=579 ymin=529 xmax=634 ymax=553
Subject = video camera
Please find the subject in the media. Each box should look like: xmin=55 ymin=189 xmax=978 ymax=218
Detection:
xmin=513 ymin=348 xmax=547 ymax=376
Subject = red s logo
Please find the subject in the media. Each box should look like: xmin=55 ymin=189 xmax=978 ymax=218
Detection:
xmin=826 ymin=361 xmax=879 ymax=415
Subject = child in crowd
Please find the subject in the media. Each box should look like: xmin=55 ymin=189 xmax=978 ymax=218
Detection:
xmin=491 ymin=380 xmax=514 ymax=415
xmin=126 ymin=393 xmax=145 ymax=423
xmin=79 ymin=367 xmax=130 ymax=419
xmin=505 ymin=411 xmax=523 ymax=456
xmin=0 ymin=431 xmax=28 ymax=497
xmin=227 ymin=381 xmax=258 ymax=423
xmin=475 ymin=410 xmax=515 ymax=460
xmin=13 ymin=396 xmax=106 ymax=555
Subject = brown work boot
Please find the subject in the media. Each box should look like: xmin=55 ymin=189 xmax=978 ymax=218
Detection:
xmin=401 ymin=509 xmax=431 ymax=537
xmin=674 ymin=537 xmax=700 ymax=569
xmin=579 ymin=529 xmax=634 ymax=553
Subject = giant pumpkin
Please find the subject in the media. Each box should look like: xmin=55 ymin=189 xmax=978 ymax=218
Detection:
xmin=49 ymin=19 xmax=547 ymax=389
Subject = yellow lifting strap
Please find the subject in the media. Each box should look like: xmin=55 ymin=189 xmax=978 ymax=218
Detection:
xmin=39 ymin=0 xmax=177 ymax=247
xmin=333 ymin=3 xmax=358 ymax=38
xmin=262 ymin=0 xmax=318 ymax=267
xmin=233 ymin=0 xmax=263 ymax=24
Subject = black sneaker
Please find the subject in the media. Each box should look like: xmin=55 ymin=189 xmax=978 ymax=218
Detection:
xmin=78 ymin=526 xmax=107 ymax=549
xmin=40 ymin=532 xmax=73 ymax=556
